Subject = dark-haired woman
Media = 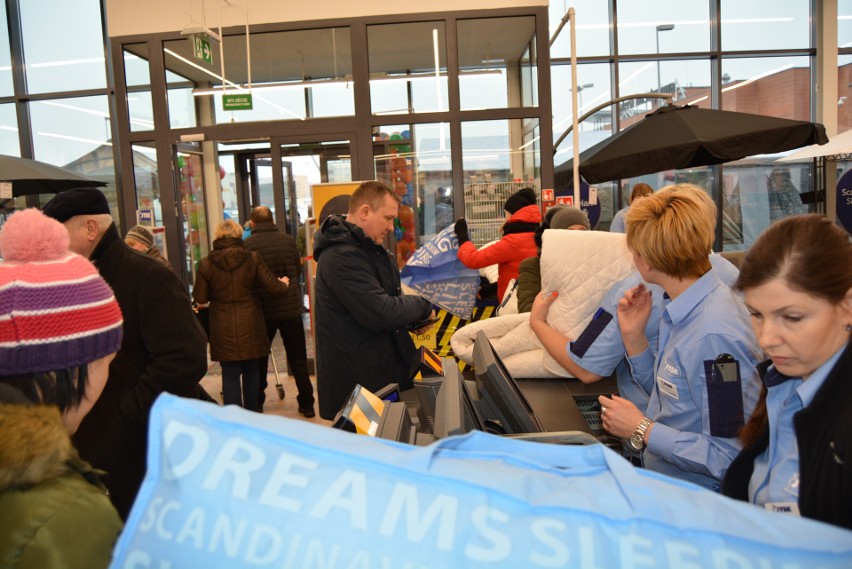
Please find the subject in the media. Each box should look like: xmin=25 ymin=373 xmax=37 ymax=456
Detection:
xmin=722 ymin=214 xmax=852 ymax=531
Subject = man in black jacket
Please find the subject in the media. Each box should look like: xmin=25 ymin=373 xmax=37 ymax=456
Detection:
xmin=43 ymin=188 xmax=208 ymax=519
xmin=245 ymin=205 xmax=315 ymax=417
xmin=313 ymin=181 xmax=434 ymax=420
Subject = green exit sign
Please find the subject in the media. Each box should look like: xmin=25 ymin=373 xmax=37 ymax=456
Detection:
xmin=192 ymin=34 xmax=212 ymax=65
xmin=222 ymin=93 xmax=253 ymax=111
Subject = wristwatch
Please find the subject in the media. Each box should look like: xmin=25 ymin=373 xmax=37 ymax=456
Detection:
xmin=629 ymin=417 xmax=653 ymax=451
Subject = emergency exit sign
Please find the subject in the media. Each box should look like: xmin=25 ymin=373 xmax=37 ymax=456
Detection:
xmin=192 ymin=34 xmax=212 ymax=65
xmin=222 ymin=93 xmax=253 ymax=111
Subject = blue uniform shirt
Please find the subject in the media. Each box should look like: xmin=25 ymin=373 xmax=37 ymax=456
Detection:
xmin=627 ymin=268 xmax=762 ymax=491
xmin=610 ymin=206 xmax=629 ymax=233
xmin=567 ymin=254 xmax=740 ymax=412
xmin=748 ymin=346 xmax=845 ymax=510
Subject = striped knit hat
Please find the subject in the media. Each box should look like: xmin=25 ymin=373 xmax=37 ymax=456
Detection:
xmin=0 ymin=209 xmax=123 ymax=375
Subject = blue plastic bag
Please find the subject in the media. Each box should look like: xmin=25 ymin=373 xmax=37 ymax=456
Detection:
xmin=110 ymin=395 xmax=852 ymax=569
xmin=401 ymin=225 xmax=480 ymax=319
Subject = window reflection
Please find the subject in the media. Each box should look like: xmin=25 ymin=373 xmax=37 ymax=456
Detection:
xmin=0 ymin=4 xmax=12 ymax=97
xmin=458 ymin=17 xmax=538 ymax=111
xmin=0 ymin=103 xmax=19 ymax=157
xmin=549 ymin=0 xmax=610 ymax=59
xmin=616 ymin=0 xmax=710 ymax=55
xmin=164 ymin=28 xmax=352 ymax=127
xmin=373 ymin=123 xmax=451 ymax=266
xmin=124 ymin=45 xmax=155 ymax=132
xmin=177 ymin=151 xmax=209 ymax=280
xmin=720 ymin=0 xmax=808 ymax=51
xmin=461 ymin=119 xmax=540 ymax=246
xmin=368 ymin=22 xmax=449 ymax=115
xmin=20 ymin=0 xmax=106 ymax=93
xmin=838 ymin=55 xmax=852 ymax=133
xmin=721 ymin=56 xmax=810 ymax=120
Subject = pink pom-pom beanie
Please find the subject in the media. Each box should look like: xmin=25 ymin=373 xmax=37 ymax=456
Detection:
xmin=0 ymin=208 xmax=123 ymax=375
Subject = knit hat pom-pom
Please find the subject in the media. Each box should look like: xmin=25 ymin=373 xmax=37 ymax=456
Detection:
xmin=0 ymin=208 xmax=71 ymax=262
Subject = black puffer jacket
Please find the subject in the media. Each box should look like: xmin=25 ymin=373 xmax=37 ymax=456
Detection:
xmin=244 ymin=222 xmax=303 ymax=320
xmin=313 ymin=215 xmax=432 ymax=419
xmin=193 ymin=237 xmax=289 ymax=362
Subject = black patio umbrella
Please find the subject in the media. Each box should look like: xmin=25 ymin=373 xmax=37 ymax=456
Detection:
xmin=562 ymin=104 xmax=828 ymax=184
xmin=0 ymin=154 xmax=106 ymax=198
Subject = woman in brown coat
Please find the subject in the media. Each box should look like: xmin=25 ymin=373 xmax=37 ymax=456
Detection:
xmin=193 ymin=220 xmax=289 ymax=411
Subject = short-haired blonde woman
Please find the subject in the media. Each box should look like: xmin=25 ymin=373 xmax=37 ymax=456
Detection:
xmin=599 ymin=184 xmax=763 ymax=491
xmin=193 ymin=219 xmax=289 ymax=411
xmin=723 ymin=215 xmax=852 ymax=530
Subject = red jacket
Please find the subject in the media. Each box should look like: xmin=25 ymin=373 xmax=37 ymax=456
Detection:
xmin=457 ymin=204 xmax=542 ymax=300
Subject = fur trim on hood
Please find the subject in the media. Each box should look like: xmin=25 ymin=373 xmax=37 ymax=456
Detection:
xmin=0 ymin=403 xmax=76 ymax=492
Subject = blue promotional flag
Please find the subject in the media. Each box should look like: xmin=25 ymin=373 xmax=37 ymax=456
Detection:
xmin=111 ymin=395 xmax=852 ymax=569
xmin=401 ymin=225 xmax=480 ymax=319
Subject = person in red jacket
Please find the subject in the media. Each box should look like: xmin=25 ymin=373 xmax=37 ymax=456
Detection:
xmin=454 ymin=187 xmax=542 ymax=301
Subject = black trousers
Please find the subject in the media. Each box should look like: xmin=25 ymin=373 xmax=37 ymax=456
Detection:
xmin=259 ymin=316 xmax=315 ymax=410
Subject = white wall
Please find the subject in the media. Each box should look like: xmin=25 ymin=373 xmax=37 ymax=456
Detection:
xmin=106 ymin=0 xmax=547 ymax=38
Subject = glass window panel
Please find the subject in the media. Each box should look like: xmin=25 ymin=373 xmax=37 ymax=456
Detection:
xmin=840 ymin=55 xmax=852 ymax=133
xmin=841 ymin=0 xmax=852 ymax=49
xmin=616 ymin=0 xmax=710 ymax=55
xmin=124 ymin=44 xmax=155 ymax=132
xmin=164 ymin=28 xmax=351 ymax=127
xmin=551 ymin=63 xmax=613 ymax=152
xmin=461 ymin=119 xmax=541 ymax=246
xmin=619 ymin=59 xmax=711 ymax=116
xmin=720 ymin=0 xmax=809 ymax=51
xmin=374 ymin=123 xmax=451 ymax=265
xmin=0 ymin=3 xmax=12 ymax=97
xmin=131 ymin=142 xmax=162 ymax=227
xmin=549 ymin=0 xmax=610 ymax=58
xmin=458 ymin=17 xmax=538 ymax=111
xmin=20 ymin=0 xmax=106 ymax=93
xmin=30 ymin=96 xmax=119 ymax=220
xmin=368 ymin=22 xmax=449 ymax=115
xmin=178 ymin=151 xmax=209 ymax=281
xmin=722 ymin=161 xmax=811 ymax=250
xmin=0 ymin=103 xmax=19 ymax=156
xmin=721 ymin=56 xmax=810 ymax=121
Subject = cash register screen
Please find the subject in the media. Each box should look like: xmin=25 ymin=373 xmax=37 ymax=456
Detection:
xmin=472 ymin=330 xmax=543 ymax=434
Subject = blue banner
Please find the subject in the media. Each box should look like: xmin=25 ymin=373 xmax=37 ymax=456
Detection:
xmin=401 ymin=225 xmax=480 ymax=319
xmin=111 ymin=395 xmax=852 ymax=569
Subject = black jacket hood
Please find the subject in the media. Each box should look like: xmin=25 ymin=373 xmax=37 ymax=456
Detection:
xmin=209 ymin=237 xmax=250 ymax=271
xmin=313 ymin=215 xmax=376 ymax=261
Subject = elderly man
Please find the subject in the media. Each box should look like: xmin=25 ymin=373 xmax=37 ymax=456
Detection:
xmin=43 ymin=187 xmax=208 ymax=519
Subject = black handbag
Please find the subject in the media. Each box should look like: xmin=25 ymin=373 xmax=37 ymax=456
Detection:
xmin=192 ymin=303 xmax=210 ymax=340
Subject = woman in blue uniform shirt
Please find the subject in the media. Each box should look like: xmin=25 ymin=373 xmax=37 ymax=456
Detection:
xmin=598 ymin=184 xmax=763 ymax=491
xmin=722 ymin=214 xmax=852 ymax=530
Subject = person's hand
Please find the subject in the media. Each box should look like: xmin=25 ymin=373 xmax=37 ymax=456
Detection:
xmin=454 ymin=218 xmax=469 ymax=245
xmin=617 ymin=283 xmax=652 ymax=353
xmin=598 ymin=394 xmax=646 ymax=439
xmin=410 ymin=310 xmax=437 ymax=335
xmin=530 ymin=290 xmax=558 ymax=325
xmin=279 ymin=276 xmax=290 ymax=287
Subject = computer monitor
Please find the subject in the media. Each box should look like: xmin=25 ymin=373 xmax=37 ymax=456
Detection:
xmin=433 ymin=361 xmax=482 ymax=438
xmin=375 ymin=401 xmax=417 ymax=444
xmin=472 ymin=330 xmax=543 ymax=435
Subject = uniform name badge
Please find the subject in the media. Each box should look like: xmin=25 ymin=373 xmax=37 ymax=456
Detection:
xmin=657 ymin=375 xmax=679 ymax=399
xmin=765 ymin=502 xmax=801 ymax=516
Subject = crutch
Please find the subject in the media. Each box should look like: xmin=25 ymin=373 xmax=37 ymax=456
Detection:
xmin=270 ymin=348 xmax=285 ymax=400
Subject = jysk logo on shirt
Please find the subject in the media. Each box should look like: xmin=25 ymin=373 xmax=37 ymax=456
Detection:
xmin=664 ymin=360 xmax=680 ymax=376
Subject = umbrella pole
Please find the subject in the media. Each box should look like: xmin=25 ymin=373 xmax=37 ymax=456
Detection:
xmin=569 ymin=8 xmax=581 ymax=206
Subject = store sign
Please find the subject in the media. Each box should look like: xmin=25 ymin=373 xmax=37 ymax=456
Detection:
xmin=222 ymin=93 xmax=253 ymax=111
xmin=837 ymin=169 xmax=852 ymax=236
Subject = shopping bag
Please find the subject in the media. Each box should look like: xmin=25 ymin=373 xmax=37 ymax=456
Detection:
xmin=110 ymin=394 xmax=852 ymax=569
xmin=401 ymin=225 xmax=480 ymax=319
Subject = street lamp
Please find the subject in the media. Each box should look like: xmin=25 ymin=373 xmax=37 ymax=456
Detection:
xmin=656 ymin=24 xmax=675 ymax=94
xmin=577 ymin=82 xmax=594 ymax=111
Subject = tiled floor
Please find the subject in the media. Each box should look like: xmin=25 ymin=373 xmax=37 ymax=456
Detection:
xmin=199 ymin=317 xmax=332 ymax=427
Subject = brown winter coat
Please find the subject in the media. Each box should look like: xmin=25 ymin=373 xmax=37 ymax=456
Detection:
xmin=193 ymin=237 xmax=288 ymax=362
